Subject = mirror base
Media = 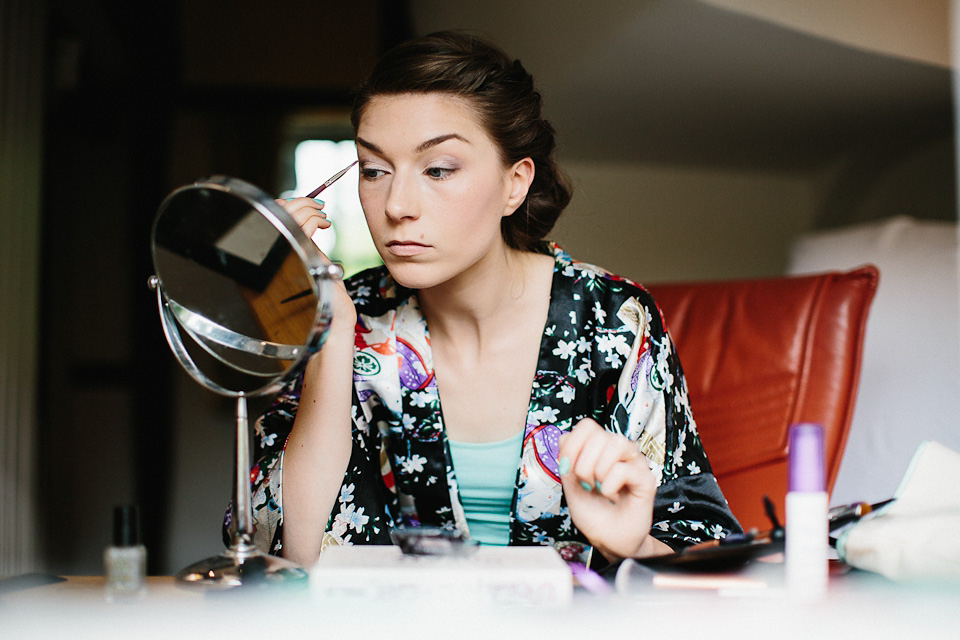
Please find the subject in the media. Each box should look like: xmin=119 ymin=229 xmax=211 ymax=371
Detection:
xmin=175 ymin=546 xmax=308 ymax=590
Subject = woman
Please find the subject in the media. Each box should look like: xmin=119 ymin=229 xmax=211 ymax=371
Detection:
xmin=242 ymin=31 xmax=741 ymax=568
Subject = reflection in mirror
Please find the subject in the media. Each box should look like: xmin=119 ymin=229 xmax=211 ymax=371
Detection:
xmin=153 ymin=183 xmax=325 ymax=393
xmin=149 ymin=176 xmax=341 ymax=589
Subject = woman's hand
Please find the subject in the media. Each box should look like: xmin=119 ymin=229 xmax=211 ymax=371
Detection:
xmin=278 ymin=196 xmax=332 ymax=239
xmin=559 ymin=418 xmax=672 ymax=561
xmin=276 ymin=197 xmax=356 ymax=329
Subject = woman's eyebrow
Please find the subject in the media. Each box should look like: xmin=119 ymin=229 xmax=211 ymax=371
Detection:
xmin=355 ymin=133 xmax=470 ymax=156
xmin=355 ymin=137 xmax=383 ymax=153
xmin=416 ymin=133 xmax=469 ymax=152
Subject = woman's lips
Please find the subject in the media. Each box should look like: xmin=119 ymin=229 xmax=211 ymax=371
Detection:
xmin=385 ymin=241 xmax=430 ymax=257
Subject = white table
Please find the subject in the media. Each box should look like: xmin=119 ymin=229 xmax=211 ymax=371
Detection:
xmin=2 ymin=561 xmax=958 ymax=640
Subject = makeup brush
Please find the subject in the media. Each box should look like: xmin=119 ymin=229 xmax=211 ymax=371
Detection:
xmin=828 ymin=498 xmax=894 ymax=531
xmin=305 ymin=160 xmax=358 ymax=198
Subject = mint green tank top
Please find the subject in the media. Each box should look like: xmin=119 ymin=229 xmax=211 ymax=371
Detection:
xmin=447 ymin=430 xmax=524 ymax=546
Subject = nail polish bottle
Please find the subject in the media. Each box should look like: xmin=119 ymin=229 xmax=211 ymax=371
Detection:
xmin=785 ymin=424 xmax=828 ymax=599
xmin=104 ymin=505 xmax=147 ymax=601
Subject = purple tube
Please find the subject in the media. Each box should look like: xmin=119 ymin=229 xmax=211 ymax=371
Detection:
xmin=788 ymin=423 xmax=825 ymax=493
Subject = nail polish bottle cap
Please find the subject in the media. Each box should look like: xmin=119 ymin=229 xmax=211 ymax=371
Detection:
xmin=788 ymin=424 xmax=825 ymax=493
xmin=113 ymin=505 xmax=140 ymax=547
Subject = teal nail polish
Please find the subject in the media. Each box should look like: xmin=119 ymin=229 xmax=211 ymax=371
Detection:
xmin=595 ymin=482 xmax=603 ymax=492
xmin=580 ymin=481 xmax=593 ymax=492
xmin=312 ymin=198 xmax=325 ymax=206
xmin=558 ymin=457 xmax=570 ymax=475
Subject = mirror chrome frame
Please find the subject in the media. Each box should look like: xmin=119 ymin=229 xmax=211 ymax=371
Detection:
xmin=149 ymin=175 xmax=342 ymax=398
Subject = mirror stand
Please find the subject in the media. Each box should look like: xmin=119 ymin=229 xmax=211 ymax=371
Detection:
xmin=149 ymin=176 xmax=340 ymax=591
xmin=174 ymin=394 xmax=307 ymax=589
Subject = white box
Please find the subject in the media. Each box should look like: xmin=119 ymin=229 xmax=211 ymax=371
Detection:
xmin=309 ymin=545 xmax=573 ymax=607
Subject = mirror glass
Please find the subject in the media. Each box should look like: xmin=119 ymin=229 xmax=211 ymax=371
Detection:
xmin=152 ymin=177 xmax=333 ymax=396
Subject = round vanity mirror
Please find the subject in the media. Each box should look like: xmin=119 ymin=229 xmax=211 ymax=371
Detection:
xmin=151 ymin=176 xmax=338 ymax=396
xmin=149 ymin=176 xmax=343 ymax=589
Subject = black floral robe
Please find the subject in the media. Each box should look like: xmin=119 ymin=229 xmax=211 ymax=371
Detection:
xmin=233 ymin=243 xmax=741 ymax=563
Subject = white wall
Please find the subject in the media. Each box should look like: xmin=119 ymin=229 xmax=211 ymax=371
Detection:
xmin=701 ymin=0 xmax=950 ymax=68
xmin=553 ymin=160 xmax=817 ymax=283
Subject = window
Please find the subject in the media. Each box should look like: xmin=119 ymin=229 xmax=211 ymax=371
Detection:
xmin=279 ymin=114 xmax=381 ymax=278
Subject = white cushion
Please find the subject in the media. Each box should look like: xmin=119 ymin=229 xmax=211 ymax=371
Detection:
xmin=788 ymin=216 xmax=960 ymax=506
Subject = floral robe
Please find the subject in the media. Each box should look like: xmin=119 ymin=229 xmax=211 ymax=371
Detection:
xmin=233 ymin=243 xmax=741 ymax=562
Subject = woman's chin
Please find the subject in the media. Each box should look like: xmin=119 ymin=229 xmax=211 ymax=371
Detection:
xmin=384 ymin=262 xmax=440 ymax=291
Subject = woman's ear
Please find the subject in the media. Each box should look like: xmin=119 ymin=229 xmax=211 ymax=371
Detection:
xmin=503 ymin=157 xmax=536 ymax=216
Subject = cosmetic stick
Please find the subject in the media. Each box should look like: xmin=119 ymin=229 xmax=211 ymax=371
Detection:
xmin=785 ymin=424 xmax=828 ymax=599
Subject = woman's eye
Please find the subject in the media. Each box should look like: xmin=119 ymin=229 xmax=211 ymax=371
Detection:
xmin=425 ymin=166 xmax=455 ymax=180
xmin=360 ymin=167 xmax=386 ymax=180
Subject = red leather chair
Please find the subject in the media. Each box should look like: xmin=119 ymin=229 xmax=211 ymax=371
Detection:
xmin=647 ymin=266 xmax=879 ymax=531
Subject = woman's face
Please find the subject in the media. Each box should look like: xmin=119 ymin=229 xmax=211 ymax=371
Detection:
xmin=355 ymin=93 xmax=531 ymax=290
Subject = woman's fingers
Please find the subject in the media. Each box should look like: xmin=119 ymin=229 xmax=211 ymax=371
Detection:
xmin=570 ymin=428 xmax=608 ymax=491
xmin=558 ymin=419 xmax=660 ymax=559
xmin=595 ymin=457 xmax=651 ymax=500
xmin=560 ymin=418 xmax=645 ymax=498
xmin=276 ymin=197 xmax=331 ymax=238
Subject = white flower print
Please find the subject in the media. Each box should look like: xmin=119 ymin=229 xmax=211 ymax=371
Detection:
xmin=709 ymin=524 xmax=726 ymax=539
xmin=653 ymin=520 xmax=670 ymax=532
xmin=667 ymin=501 xmax=684 ymax=514
xmin=345 ymin=505 xmax=369 ymax=533
xmin=569 ymin=310 xmax=577 ymax=325
xmin=687 ymin=461 xmax=701 ymax=475
xmin=330 ymin=514 xmax=348 ymax=538
xmin=401 ymin=414 xmax=416 ymax=430
xmin=674 ymin=380 xmax=690 ymax=413
xmin=576 ymin=336 xmax=590 ymax=353
xmin=254 ymin=421 xmax=277 ymax=447
xmin=400 ymin=454 xmax=427 ymax=474
xmin=653 ymin=337 xmax=675 ymax=390
xmin=606 ymin=352 xmax=623 ymax=368
xmin=410 ymin=390 xmax=432 ymax=408
xmin=597 ymin=333 xmax=630 ymax=366
xmin=673 ymin=428 xmax=688 ymax=471
xmin=333 ymin=503 xmax=369 ymax=535
xmin=596 ymin=333 xmax=613 ymax=352
xmin=552 ymin=340 xmax=577 ymax=360
xmin=530 ymin=406 xmax=559 ymax=424
xmin=339 ymin=483 xmax=355 ymax=503
xmin=593 ymin=301 xmax=607 ymax=324
xmin=557 ymin=385 xmax=576 ymax=404
xmin=574 ymin=360 xmax=594 ymax=384
xmin=354 ymin=285 xmax=372 ymax=299
xmin=580 ymin=265 xmax=599 ymax=280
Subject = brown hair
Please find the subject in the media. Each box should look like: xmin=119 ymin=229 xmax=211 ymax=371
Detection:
xmin=351 ymin=31 xmax=572 ymax=251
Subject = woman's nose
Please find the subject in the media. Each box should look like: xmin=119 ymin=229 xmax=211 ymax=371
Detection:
xmin=383 ymin=173 xmax=418 ymax=222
